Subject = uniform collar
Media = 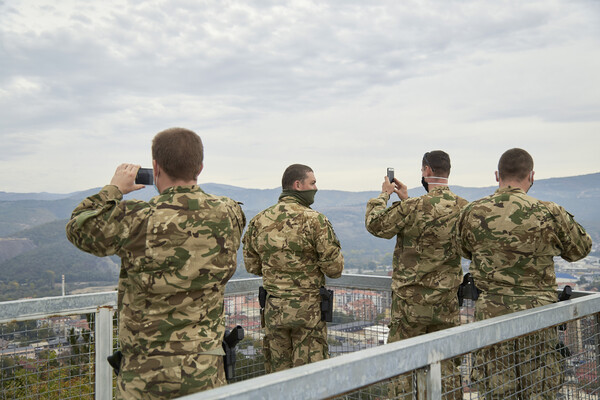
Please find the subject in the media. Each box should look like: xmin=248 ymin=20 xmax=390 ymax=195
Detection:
xmin=427 ymin=185 xmax=450 ymax=194
xmin=279 ymin=195 xmax=310 ymax=207
xmin=495 ymin=186 xmax=526 ymax=195
xmin=159 ymin=185 xmax=202 ymax=195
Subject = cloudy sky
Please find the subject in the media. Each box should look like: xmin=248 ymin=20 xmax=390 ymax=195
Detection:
xmin=1 ymin=0 xmax=599 ymax=194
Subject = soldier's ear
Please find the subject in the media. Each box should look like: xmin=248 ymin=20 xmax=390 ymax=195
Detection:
xmin=495 ymin=171 xmax=499 ymax=183
xmin=195 ymin=163 xmax=203 ymax=180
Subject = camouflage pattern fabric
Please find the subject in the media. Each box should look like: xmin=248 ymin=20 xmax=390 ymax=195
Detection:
xmin=387 ymin=293 xmax=459 ymax=342
xmin=119 ymin=353 xmax=226 ymax=399
xmin=263 ymin=294 xmax=328 ymax=372
xmin=455 ymin=186 xmax=592 ymax=398
xmin=243 ymin=195 xmax=344 ymax=372
xmin=386 ymin=293 xmax=462 ymax=399
xmin=66 ymin=184 xmax=245 ymax=399
xmin=365 ymin=186 xmax=468 ymax=303
xmin=455 ymin=186 xmax=592 ymax=315
xmin=366 ymin=186 xmax=467 ymax=398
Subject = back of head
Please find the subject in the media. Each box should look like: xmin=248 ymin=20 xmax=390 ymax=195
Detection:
xmin=498 ymin=148 xmax=534 ymax=181
xmin=282 ymin=164 xmax=313 ymax=189
xmin=152 ymin=128 xmax=203 ymax=181
xmin=422 ymin=150 xmax=451 ymax=177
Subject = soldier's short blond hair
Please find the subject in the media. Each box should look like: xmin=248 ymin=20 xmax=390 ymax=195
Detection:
xmin=152 ymin=128 xmax=203 ymax=181
xmin=282 ymin=164 xmax=313 ymax=189
xmin=498 ymin=148 xmax=534 ymax=181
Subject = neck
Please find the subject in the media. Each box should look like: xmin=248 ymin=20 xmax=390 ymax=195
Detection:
xmin=499 ymin=179 xmax=529 ymax=192
xmin=280 ymin=189 xmax=315 ymax=207
xmin=159 ymin=178 xmax=197 ymax=193
xmin=425 ymin=176 xmax=448 ymax=188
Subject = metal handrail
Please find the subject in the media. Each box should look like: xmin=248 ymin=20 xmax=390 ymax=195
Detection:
xmin=184 ymin=292 xmax=600 ymax=400
xmin=2 ymin=275 xmax=599 ymax=400
xmin=0 ymin=274 xmax=393 ymax=323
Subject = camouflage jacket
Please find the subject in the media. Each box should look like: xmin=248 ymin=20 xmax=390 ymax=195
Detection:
xmin=455 ymin=186 xmax=592 ymax=314
xmin=242 ymin=195 xmax=344 ymax=298
xmin=65 ymin=185 xmax=245 ymax=356
xmin=366 ymin=186 xmax=468 ymax=303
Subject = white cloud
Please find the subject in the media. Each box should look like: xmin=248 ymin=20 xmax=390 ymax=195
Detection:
xmin=0 ymin=0 xmax=599 ymax=193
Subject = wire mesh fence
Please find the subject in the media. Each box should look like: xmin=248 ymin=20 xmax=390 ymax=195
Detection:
xmin=1 ymin=279 xmax=599 ymax=399
xmin=335 ymin=314 xmax=600 ymax=400
xmin=224 ymin=285 xmax=394 ymax=382
xmin=0 ymin=314 xmax=95 ymax=399
xmin=224 ymin=292 xmax=264 ymax=382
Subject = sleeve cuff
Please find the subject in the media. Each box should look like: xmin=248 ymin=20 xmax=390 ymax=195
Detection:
xmin=100 ymin=185 xmax=124 ymax=201
xmin=379 ymin=192 xmax=390 ymax=202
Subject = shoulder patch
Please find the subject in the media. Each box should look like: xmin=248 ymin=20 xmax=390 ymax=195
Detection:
xmin=75 ymin=209 xmax=101 ymax=228
xmin=188 ymin=198 xmax=200 ymax=210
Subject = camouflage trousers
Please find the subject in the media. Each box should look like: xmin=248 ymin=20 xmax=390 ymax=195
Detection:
xmin=387 ymin=293 xmax=462 ymax=399
xmin=263 ymin=294 xmax=328 ymax=373
xmin=470 ymin=294 xmax=563 ymax=399
xmin=117 ymin=352 xmax=226 ymax=400
xmin=470 ymin=328 xmax=563 ymax=400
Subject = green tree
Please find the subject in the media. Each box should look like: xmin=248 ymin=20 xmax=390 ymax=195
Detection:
xmin=67 ymin=315 xmax=93 ymax=378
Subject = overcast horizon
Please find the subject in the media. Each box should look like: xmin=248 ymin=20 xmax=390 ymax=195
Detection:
xmin=2 ymin=171 xmax=599 ymax=198
xmin=2 ymin=1 xmax=599 ymax=194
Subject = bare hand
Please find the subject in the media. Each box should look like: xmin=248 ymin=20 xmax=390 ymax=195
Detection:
xmin=393 ymin=178 xmax=409 ymax=200
xmin=382 ymin=176 xmax=396 ymax=195
xmin=110 ymin=164 xmax=146 ymax=194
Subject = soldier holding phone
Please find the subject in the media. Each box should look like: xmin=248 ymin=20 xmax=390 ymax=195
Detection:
xmin=66 ymin=128 xmax=245 ymax=399
xmin=365 ymin=151 xmax=467 ymax=398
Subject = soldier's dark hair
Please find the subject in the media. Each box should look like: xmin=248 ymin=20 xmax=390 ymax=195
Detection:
xmin=152 ymin=127 xmax=203 ymax=181
xmin=422 ymin=151 xmax=451 ymax=177
xmin=498 ymin=148 xmax=534 ymax=181
xmin=282 ymin=164 xmax=313 ymax=189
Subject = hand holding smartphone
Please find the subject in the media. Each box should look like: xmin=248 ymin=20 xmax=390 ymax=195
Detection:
xmin=135 ymin=168 xmax=154 ymax=185
xmin=387 ymin=167 xmax=394 ymax=184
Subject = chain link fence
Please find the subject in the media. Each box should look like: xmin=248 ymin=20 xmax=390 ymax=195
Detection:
xmin=2 ymin=277 xmax=599 ymax=399
xmin=0 ymin=314 xmax=95 ymax=399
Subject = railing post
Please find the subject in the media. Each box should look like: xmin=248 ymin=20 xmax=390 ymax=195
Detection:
xmin=416 ymin=363 xmax=442 ymax=400
xmin=596 ymin=313 xmax=600 ymax=390
xmin=426 ymin=362 xmax=442 ymax=400
xmin=95 ymin=306 xmax=114 ymax=400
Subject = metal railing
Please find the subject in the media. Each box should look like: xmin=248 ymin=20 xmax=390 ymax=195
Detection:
xmin=1 ymin=275 xmax=599 ymax=399
xmin=223 ymin=275 xmax=395 ymax=383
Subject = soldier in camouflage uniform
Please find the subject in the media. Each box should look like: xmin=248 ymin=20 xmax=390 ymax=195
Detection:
xmin=66 ymin=128 xmax=245 ymax=399
xmin=243 ymin=164 xmax=344 ymax=373
xmin=454 ymin=148 xmax=592 ymax=399
xmin=365 ymin=151 xmax=467 ymax=398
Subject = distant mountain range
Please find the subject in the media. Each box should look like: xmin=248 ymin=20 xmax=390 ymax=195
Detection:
xmin=0 ymin=172 xmax=598 ymax=300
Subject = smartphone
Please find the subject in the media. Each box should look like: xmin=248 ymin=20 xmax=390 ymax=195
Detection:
xmin=387 ymin=167 xmax=394 ymax=183
xmin=135 ymin=168 xmax=154 ymax=185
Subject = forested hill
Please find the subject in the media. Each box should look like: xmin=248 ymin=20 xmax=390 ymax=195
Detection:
xmin=0 ymin=172 xmax=598 ymax=301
